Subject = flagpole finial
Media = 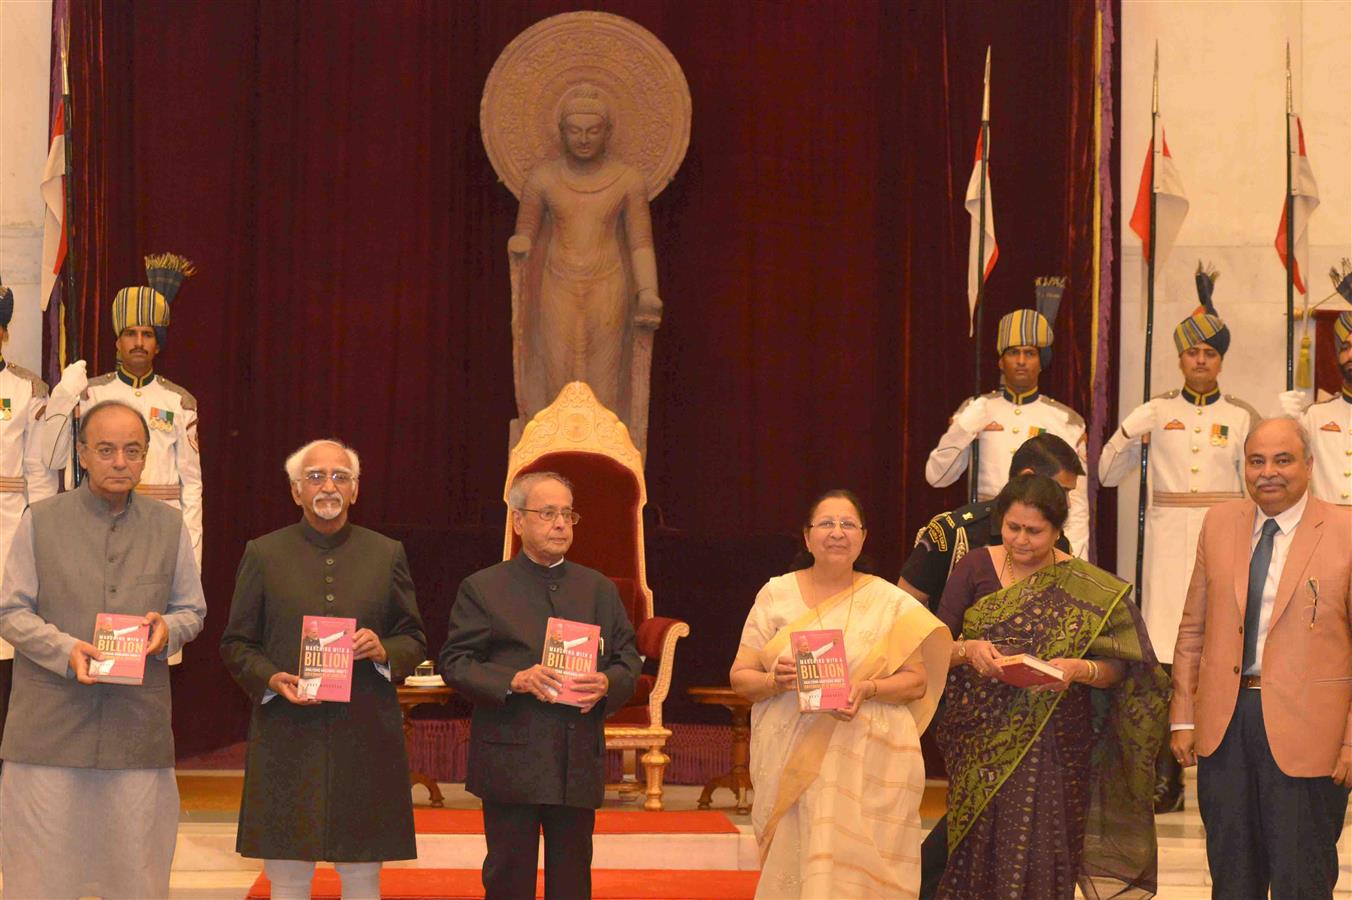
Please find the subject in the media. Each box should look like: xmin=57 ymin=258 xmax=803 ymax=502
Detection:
xmin=982 ymin=46 xmax=991 ymax=123
xmin=60 ymin=19 xmax=70 ymax=96
xmin=1151 ymin=42 xmax=1160 ymax=116
xmin=1285 ymin=42 xmax=1293 ymax=114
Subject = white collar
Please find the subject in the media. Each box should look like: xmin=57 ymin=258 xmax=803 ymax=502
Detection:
xmin=1253 ymin=490 xmax=1309 ymax=537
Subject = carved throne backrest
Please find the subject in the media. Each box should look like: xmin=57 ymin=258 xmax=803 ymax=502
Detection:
xmin=503 ymin=382 xmax=654 ymax=627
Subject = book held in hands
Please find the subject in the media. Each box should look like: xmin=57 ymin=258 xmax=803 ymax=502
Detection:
xmin=790 ymin=629 xmax=850 ymax=712
xmin=990 ymin=653 xmax=1067 ymax=688
xmin=88 ymin=613 xmax=149 ymax=685
xmin=298 ymin=616 xmax=356 ymax=702
xmin=541 ymin=617 xmax=600 ymax=707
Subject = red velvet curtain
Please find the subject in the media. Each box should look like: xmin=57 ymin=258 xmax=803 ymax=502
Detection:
xmin=66 ymin=0 xmax=1114 ymax=753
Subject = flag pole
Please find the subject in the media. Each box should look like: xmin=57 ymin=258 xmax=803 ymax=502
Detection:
xmin=969 ymin=46 xmax=992 ymax=505
xmin=59 ymin=19 xmax=84 ymax=485
xmin=1134 ymin=43 xmax=1159 ymax=612
xmin=1284 ymin=42 xmax=1296 ymax=390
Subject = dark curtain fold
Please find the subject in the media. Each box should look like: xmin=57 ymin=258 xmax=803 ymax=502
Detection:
xmin=66 ymin=0 xmax=1115 ymax=754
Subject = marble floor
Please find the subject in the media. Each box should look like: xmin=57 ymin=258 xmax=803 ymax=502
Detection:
xmin=4 ymin=770 xmax=1350 ymax=899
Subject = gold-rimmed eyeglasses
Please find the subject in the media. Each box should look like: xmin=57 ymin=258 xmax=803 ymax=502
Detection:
xmin=517 ymin=506 xmax=581 ymax=525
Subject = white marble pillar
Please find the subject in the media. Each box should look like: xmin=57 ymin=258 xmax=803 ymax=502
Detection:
xmin=0 ymin=0 xmax=54 ymax=373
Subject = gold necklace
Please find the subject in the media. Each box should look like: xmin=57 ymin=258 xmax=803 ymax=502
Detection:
xmin=1000 ymin=549 xmax=1054 ymax=586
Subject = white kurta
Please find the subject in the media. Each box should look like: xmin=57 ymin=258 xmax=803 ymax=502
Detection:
xmin=0 ymin=762 xmax=179 ymax=899
xmin=925 ymin=388 xmax=1090 ymax=558
xmin=38 ymin=368 xmax=202 ymax=568
xmin=1099 ymin=388 xmax=1257 ymax=662
xmin=1301 ymin=392 xmax=1352 ymax=506
xmin=0 ymin=362 xmax=59 ymax=661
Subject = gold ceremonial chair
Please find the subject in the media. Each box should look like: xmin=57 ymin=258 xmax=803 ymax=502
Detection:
xmin=503 ymin=382 xmax=689 ymax=811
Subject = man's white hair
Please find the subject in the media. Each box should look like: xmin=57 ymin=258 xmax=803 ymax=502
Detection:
xmin=284 ymin=439 xmax=361 ymax=482
xmin=508 ymin=471 xmax=572 ymax=510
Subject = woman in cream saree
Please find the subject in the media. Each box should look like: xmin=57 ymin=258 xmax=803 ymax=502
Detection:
xmin=731 ymin=491 xmax=951 ymax=899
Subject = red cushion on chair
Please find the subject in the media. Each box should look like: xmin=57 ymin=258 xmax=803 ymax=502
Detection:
xmin=635 ymin=616 xmax=683 ymax=660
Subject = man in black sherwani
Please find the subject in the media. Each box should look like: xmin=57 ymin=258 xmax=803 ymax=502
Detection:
xmin=221 ymin=438 xmax=427 ymax=900
xmin=441 ymin=470 xmax=640 ymax=899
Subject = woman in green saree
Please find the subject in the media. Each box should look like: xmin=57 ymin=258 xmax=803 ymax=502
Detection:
xmin=731 ymin=490 xmax=951 ymax=898
xmin=934 ymin=474 xmax=1169 ymax=900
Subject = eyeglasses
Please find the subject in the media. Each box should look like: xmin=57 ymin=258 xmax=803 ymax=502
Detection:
xmin=517 ymin=506 xmax=581 ymax=525
xmin=299 ymin=469 xmax=356 ymax=487
xmin=810 ymin=519 xmax=863 ymax=533
xmin=84 ymin=443 xmax=146 ymax=462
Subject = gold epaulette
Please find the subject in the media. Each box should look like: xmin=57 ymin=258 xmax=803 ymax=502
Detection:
xmin=154 ymin=376 xmax=197 ymax=412
xmin=1041 ymin=395 xmax=1085 ymax=429
xmin=1226 ymin=395 xmax=1261 ymax=426
xmin=4 ymin=364 xmax=49 ymax=399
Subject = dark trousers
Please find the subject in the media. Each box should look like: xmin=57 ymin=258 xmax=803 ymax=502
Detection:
xmin=481 ymin=800 xmax=595 ymax=900
xmin=918 ymin=814 xmax=948 ymax=899
xmin=0 ymin=659 xmax=11 ymax=750
xmin=1197 ymin=689 xmax=1349 ymax=899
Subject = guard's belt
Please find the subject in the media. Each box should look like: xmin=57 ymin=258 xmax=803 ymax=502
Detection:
xmin=0 ymin=477 xmax=26 ymax=493
xmin=1151 ymin=490 xmax=1243 ymax=508
xmin=135 ymin=482 xmax=182 ymax=501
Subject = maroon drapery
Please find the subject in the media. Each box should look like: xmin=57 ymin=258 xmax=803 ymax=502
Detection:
xmin=65 ymin=0 xmax=1116 ymax=754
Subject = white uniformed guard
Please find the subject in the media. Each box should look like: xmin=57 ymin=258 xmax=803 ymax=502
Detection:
xmin=39 ymin=254 xmax=202 ymax=574
xmin=925 ymin=308 xmax=1090 ymax=558
xmin=0 ymin=283 xmax=60 ymax=674
xmin=1279 ymin=309 xmax=1352 ymax=505
xmin=1099 ymin=267 xmax=1258 ymax=664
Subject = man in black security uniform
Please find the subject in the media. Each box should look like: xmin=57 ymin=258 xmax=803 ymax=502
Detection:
xmin=901 ymin=433 xmax=1083 ymax=610
xmin=900 ymin=433 xmax=1083 ymax=900
xmin=440 ymin=471 xmax=640 ymax=900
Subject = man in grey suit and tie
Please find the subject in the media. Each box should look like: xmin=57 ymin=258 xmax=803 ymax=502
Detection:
xmin=1171 ymin=417 xmax=1352 ymax=898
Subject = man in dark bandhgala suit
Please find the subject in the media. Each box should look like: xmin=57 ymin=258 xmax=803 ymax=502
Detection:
xmin=440 ymin=470 xmax=640 ymax=900
xmin=1171 ymin=417 xmax=1352 ymax=898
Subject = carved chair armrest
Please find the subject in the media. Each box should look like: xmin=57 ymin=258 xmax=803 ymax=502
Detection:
xmin=635 ymin=616 xmax=689 ymax=727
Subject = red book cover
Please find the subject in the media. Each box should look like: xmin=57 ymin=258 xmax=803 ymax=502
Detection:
xmin=790 ymin=629 xmax=850 ymax=712
xmin=991 ymin=653 xmax=1067 ymax=688
xmin=297 ymin=616 xmax=356 ymax=702
xmin=89 ymin=613 xmax=149 ymax=685
xmin=541 ymin=617 xmax=600 ymax=708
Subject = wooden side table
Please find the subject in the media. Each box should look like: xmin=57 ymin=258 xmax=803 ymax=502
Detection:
xmin=396 ymin=683 xmax=453 ymax=807
xmin=687 ymin=686 xmax=753 ymax=815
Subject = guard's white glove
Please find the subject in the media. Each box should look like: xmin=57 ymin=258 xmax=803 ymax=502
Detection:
xmin=954 ymin=396 xmax=991 ymax=435
xmin=54 ymin=360 xmax=88 ymax=400
xmin=1277 ymin=389 xmax=1308 ymax=418
xmin=1120 ymin=402 xmax=1158 ymax=439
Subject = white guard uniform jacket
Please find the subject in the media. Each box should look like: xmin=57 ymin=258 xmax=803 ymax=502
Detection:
xmin=0 ymin=362 xmax=59 ymax=660
xmin=925 ymin=387 xmax=1090 ymax=559
xmin=1300 ymin=391 xmax=1352 ymax=506
xmin=1098 ymin=387 xmax=1258 ymax=663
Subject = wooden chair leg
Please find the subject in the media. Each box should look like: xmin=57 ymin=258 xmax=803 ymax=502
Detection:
xmin=640 ymin=744 xmax=669 ymax=812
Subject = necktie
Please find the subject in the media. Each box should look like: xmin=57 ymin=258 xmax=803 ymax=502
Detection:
xmin=1242 ymin=518 xmax=1281 ymax=673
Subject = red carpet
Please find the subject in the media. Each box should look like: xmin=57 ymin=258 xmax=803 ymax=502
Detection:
xmin=412 ymin=808 xmax=738 ymax=834
xmin=246 ymin=868 xmax=759 ymax=899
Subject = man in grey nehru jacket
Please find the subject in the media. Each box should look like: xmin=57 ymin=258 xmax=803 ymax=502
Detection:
xmin=0 ymin=399 xmax=205 ymax=899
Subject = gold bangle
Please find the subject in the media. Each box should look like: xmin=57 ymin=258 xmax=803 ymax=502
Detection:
xmin=1085 ymin=660 xmax=1099 ymax=684
xmin=766 ymin=670 xmax=777 ymax=693
xmin=867 ymin=679 xmax=877 ymax=700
